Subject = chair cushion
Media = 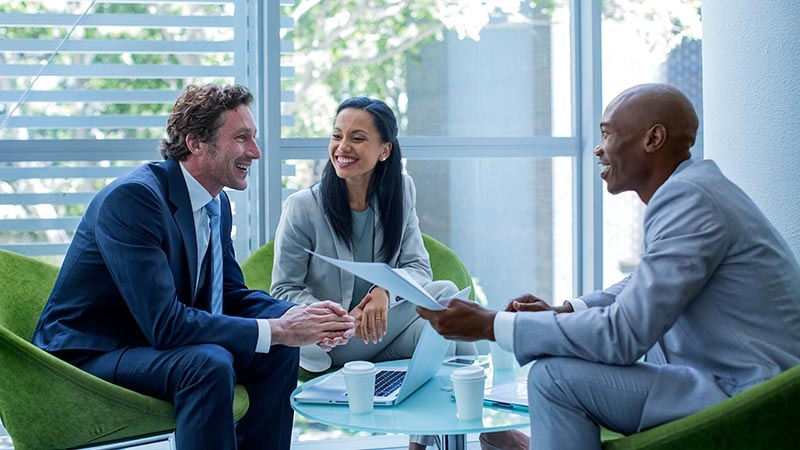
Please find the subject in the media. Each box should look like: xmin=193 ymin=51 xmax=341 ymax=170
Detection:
xmin=602 ymin=364 xmax=800 ymax=449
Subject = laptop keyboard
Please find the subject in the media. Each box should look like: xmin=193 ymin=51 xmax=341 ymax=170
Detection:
xmin=374 ymin=370 xmax=406 ymax=396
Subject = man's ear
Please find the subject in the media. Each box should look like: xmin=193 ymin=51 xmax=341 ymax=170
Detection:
xmin=644 ymin=123 xmax=667 ymax=154
xmin=185 ymin=134 xmax=202 ymax=155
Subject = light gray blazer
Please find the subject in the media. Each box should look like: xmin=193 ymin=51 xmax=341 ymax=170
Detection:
xmin=271 ymin=174 xmax=442 ymax=370
xmin=271 ymin=174 xmax=435 ymax=311
xmin=514 ymin=159 xmax=800 ymax=422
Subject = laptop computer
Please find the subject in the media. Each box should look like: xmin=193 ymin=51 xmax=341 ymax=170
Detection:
xmin=293 ymin=321 xmax=452 ymax=406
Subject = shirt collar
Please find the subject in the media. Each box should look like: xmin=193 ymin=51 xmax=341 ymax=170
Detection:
xmin=179 ymin=161 xmax=215 ymax=212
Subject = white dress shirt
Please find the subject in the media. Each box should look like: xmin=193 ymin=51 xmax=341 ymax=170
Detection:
xmin=179 ymin=163 xmax=272 ymax=353
xmin=493 ymin=298 xmax=587 ymax=353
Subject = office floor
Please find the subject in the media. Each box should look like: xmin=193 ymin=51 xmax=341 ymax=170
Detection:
xmin=0 ymin=424 xmax=487 ymax=450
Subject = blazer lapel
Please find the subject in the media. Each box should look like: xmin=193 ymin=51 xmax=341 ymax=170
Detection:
xmin=165 ymin=159 xmax=200 ymax=304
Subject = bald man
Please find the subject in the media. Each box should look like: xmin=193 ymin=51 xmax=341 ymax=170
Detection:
xmin=418 ymin=83 xmax=800 ymax=450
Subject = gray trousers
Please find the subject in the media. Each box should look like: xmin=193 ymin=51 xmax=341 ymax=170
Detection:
xmin=526 ymin=357 xmax=729 ymax=450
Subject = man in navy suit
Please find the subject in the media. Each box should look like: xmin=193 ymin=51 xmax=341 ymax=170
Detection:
xmin=33 ymin=84 xmax=355 ymax=450
xmin=418 ymin=83 xmax=800 ymax=450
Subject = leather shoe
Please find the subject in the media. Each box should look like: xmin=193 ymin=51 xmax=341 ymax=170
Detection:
xmin=479 ymin=430 xmax=529 ymax=450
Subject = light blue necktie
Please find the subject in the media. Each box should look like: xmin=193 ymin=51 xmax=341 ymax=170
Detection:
xmin=205 ymin=198 xmax=223 ymax=315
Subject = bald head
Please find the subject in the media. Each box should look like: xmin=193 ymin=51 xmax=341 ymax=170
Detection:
xmin=595 ymin=84 xmax=699 ymax=204
xmin=606 ymin=83 xmax=699 ymax=154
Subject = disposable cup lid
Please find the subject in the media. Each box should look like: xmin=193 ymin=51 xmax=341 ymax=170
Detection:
xmin=342 ymin=360 xmax=377 ymax=375
xmin=450 ymin=365 xmax=486 ymax=381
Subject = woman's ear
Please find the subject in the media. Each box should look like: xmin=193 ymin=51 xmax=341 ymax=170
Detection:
xmin=380 ymin=142 xmax=392 ymax=161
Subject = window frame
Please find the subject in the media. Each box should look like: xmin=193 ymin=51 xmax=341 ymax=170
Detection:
xmin=0 ymin=0 xmax=605 ymax=294
xmin=257 ymin=0 xmax=605 ymax=296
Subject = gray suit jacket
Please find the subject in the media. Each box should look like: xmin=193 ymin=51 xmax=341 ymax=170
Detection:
xmin=271 ymin=173 xmax=434 ymax=310
xmin=514 ymin=159 xmax=800 ymax=422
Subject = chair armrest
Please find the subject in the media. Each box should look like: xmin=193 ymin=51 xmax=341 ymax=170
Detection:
xmin=0 ymin=325 xmax=176 ymax=449
xmin=603 ymin=365 xmax=800 ymax=450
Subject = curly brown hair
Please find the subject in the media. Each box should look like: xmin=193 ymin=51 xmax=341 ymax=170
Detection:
xmin=159 ymin=84 xmax=254 ymax=160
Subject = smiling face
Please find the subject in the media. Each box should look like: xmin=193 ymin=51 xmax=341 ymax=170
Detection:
xmin=594 ymin=84 xmax=698 ymax=204
xmin=185 ymin=104 xmax=261 ymax=196
xmin=328 ymin=107 xmax=391 ymax=189
xmin=595 ymin=95 xmax=654 ymax=200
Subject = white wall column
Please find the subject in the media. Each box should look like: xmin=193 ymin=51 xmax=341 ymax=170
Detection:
xmin=702 ymin=1 xmax=800 ymax=258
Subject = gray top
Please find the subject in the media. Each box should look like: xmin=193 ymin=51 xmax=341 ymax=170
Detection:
xmin=351 ymin=207 xmax=375 ymax=304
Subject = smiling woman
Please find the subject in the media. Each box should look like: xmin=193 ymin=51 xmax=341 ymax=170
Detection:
xmin=272 ymin=97 xmax=467 ymax=371
xmin=272 ymin=96 xmax=477 ymax=450
xmin=329 ymin=107 xmax=392 ymax=208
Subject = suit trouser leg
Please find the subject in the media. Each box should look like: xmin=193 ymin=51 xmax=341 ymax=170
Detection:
xmin=234 ymin=344 xmax=299 ymax=450
xmin=79 ymin=343 xmax=298 ymax=450
xmin=80 ymin=345 xmax=238 ymax=449
xmin=526 ymin=357 xmax=728 ymax=450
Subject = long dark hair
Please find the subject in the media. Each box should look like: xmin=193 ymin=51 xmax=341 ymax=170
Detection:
xmin=319 ymin=97 xmax=404 ymax=261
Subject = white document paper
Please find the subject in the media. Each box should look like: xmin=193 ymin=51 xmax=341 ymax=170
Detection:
xmin=305 ymin=249 xmax=471 ymax=311
xmin=483 ymin=379 xmax=529 ymax=411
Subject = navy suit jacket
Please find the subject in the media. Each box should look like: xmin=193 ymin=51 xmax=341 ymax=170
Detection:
xmin=33 ymin=158 xmax=293 ymax=362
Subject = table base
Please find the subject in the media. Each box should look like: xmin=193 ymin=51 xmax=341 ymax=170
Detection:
xmin=435 ymin=434 xmax=466 ymax=450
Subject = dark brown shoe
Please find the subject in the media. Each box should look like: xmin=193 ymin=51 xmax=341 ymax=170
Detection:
xmin=479 ymin=430 xmax=529 ymax=450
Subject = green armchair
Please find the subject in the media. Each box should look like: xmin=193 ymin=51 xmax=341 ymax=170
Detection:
xmin=601 ymin=362 xmax=800 ymax=449
xmin=0 ymin=249 xmax=249 ymax=450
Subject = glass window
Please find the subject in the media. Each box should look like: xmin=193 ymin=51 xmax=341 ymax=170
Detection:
xmin=276 ymin=2 xmax=577 ymax=345
xmin=0 ymin=0 xmax=251 ymax=259
xmin=600 ymin=0 xmax=703 ymax=286
xmin=282 ymin=156 xmax=575 ymax=309
xmin=279 ymin=1 xmax=573 ymax=139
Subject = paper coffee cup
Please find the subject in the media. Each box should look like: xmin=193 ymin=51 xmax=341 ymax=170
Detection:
xmin=450 ymin=365 xmax=486 ymax=421
xmin=342 ymin=360 xmax=377 ymax=414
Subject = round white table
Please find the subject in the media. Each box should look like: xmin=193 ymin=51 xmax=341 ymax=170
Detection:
xmin=291 ymin=360 xmax=529 ymax=450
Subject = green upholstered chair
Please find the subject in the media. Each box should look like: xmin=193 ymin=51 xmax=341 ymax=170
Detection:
xmin=240 ymin=239 xmax=275 ymax=293
xmin=420 ymin=233 xmax=475 ymax=300
xmin=600 ymin=363 xmax=800 ymax=449
xmin=241 ymin=233 xmax=475 ymax=381
xmin=0 ymin=249 xmax=250 ymax=450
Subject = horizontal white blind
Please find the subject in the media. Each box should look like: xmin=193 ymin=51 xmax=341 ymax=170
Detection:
xmin=0 ymin=0 xmax=250 ymax=260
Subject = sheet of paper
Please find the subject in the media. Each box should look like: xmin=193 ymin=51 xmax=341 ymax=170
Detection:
xmin=305 ymin=249 xmax=471 ymax=310
xmin=483 ymin=379 xmax=529 ymax=411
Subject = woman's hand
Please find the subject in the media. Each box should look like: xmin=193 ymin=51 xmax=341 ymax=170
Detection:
xmin=352 ymin=287 xmax=390 ymax=344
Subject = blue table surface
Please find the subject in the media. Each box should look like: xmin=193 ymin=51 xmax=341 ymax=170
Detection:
xmin=291 ymin=359 xmax=530 ymax=436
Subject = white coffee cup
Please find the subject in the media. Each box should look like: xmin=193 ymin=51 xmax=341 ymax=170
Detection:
xmin=342 ymin=360 xmax=377 ymax=414
xmin=450 ymin=365 xmax=486 ymax=421
xmin=490 ymin=341 xmax=515 ymax=371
